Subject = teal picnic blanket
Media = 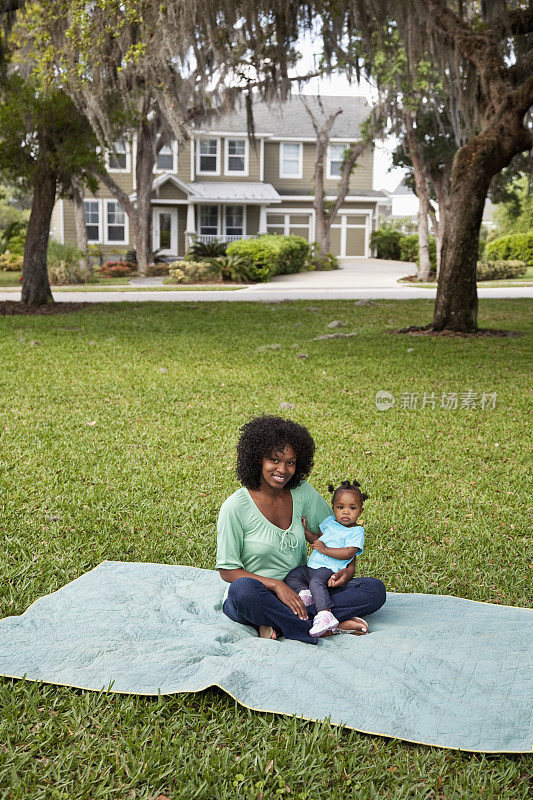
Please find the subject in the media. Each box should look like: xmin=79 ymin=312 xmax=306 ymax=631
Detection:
xmin=0 ymin=561 xmax=531 ymax=753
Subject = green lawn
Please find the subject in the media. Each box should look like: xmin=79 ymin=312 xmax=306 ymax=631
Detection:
xmin=0 ymin=272 xmax=243 ymax=290
xmin=0 ymin=299 xmax=531 ymax=799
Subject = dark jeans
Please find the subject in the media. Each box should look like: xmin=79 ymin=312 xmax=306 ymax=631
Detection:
xmin=222 ymin=575 xmax=386 ymax=644
xmin=284 ymin=565 xmax=335 ymax=612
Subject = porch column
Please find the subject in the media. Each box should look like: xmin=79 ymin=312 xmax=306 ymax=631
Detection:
xmin=185 ymin=202 xmax=195 ymax=250
xmin=259 ymin=205 xmax=267 ymax=234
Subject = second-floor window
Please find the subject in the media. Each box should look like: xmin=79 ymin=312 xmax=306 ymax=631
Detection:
xmin=198 ymin=138 xmax=220 ymax=174
xmin=107 ymin=138 xmax=129 ymax=171
xmin=280 ymin=142 xmax=303 ymax=178
xmin=327 ymin=143 xmax=348 ymax=178
xmin=225 ymin=139 xmax=247 ymax=174
xmin=156 ymin=141 xmax=177 ymax=172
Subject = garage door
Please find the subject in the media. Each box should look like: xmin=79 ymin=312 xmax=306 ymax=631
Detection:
xmin=330 ymin=212 xmax=370 ymax=257
xmin=266 ymin=211 xmax=313 ymax=241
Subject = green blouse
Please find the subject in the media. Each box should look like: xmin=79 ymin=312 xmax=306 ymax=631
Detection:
xmin=216 ymin=481 xmax=332 ymax=598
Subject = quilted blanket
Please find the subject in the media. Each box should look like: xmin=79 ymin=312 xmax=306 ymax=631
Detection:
xmin=0 ymin=561 xmax=531 ymax=753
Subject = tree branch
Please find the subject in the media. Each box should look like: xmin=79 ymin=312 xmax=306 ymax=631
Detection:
xmin=422 ymin=0 xmax=488 ymax=71
xmin=329 ymin=140 xmax=366 ymax=220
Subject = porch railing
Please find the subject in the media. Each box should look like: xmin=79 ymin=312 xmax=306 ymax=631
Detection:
xmin=194 ymin=233 xmax=259 ymax=244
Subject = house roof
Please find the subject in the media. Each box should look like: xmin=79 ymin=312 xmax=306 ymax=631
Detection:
xmin=197 ymin=94 xmax=369 ymax=139
xmin=278 ymin=188 xmax=387 ymax=198
xmin=133 ymin=175 xmax=281 ymax=204
xmin=392 ymin=178 xmax=415 ymax=196
xmin=189 ymin=182 xmax=281 ymax=203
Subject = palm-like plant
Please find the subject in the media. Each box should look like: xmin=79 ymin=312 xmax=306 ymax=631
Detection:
xmin=186 ymin=238 xmax=228 ymax=261
xmin=208 ymin=254 xmax=253 ymax=283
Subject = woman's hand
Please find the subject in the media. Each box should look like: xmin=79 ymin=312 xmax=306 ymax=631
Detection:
xmin=327 ymin=567 xmax=353 ymax=588
xmin=311 ymin=539 xmax=327 ymax=553
xmin=272 ymin=581 xmax=308 ymax=620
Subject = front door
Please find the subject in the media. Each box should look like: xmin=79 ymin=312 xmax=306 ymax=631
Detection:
xmin=153 ymin=207 xmax=178 ymax=256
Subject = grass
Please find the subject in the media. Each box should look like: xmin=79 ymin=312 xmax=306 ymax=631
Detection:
xmin=0 ymin=273 xmax=244 ymax=291
xmin=0 ymin=270 xmax=23 ymax=286
xmin=0 ymin=298 xmax=531 ymax=799
xmin=52 ymin=284 xmax=244 ymax=292
xmin=398 ymin=266 xmax=533 ymax=288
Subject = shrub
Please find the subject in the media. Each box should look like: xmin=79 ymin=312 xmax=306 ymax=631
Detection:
xmin=0 ymin=220 xmax=27 ymax=255
xmin=185 ymin=238 xmax=228 ymax=261
xmin=47 ymin=240 xmax=86 ymax=270
xmin=168 ymin=259 xmax=220 ymax=284
xmin=370 ymin=228 xmax=402 ymax=260
xmin=98 ymin=261 xmax=136 ymax=278
xmin=226 ymin=234 xmax=310 ymax=281
xmin=207 ymin=254 xmax=254 ymax=283
xmin=0 ymin=250 xmax=23 ymax=271
xmin=476 ymin=260 xmax=527 ymax=281
xmin=48 ymin=261 xmax=94 ymax=285
xmin=145 ymin=262 xmax=170 ymax=277
xmin=307 ymin=244 xmax=339 ymax=271
xmin=399 ymin=233 xmax=437 ymax=271
xmin=485 ymin=233 xmax=533 ymax=266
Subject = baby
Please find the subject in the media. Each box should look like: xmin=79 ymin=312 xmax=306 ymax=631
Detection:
xmin=284 ymin=479 xmax=367 ymax=637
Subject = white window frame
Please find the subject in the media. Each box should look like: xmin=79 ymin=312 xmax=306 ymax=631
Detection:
xmin=327 ymin=143 xmax=349 ymax=180
xmin=154 ymin=139 xmax=178 ymax=174
xmin=196 ymin=137 xmax=221 ymax=175
xmin=199 ymin=204 xmax=220 ymax=236
xmin=104 ymin=199 xmax=129 ymax=245
xmin=279 ymin=142 xmax=303 ymax=179
xmin=223 ymin=205 xmax=246 ymax=236
xmin=105 ymin=138 xmax=131 ymax=173
xmin=224 ymin=138 xmax=248 ymax=176
xmin=83 ymin=199 xmax=102 ymax=244
xmin=266 ymin=208 xmax=314 ymax=238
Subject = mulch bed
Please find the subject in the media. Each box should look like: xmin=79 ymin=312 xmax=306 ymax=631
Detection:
xmin=0 ymin=301 xmax=93 ymax=316
xmin=392 ymin=325 xmax=524 ymax=338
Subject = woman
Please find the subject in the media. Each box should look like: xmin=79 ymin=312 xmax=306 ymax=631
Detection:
xmin=216 ymin=416 xmax=386 ymax=644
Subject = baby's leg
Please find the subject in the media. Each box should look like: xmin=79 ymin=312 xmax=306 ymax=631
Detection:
xmin=284 ymin=565 xmax=311 ymax=593
xmin=308 ymin=568 xmax=335 ymax=612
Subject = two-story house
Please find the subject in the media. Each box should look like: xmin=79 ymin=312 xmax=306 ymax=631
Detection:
xmin=51 ymin=95 xmax=387 ymax=261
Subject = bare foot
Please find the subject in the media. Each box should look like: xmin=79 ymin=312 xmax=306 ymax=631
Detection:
xmin=258 ymin=625 xmax=277 ymax=640
xmin=337 ymin=617 xmax=368 ymax=635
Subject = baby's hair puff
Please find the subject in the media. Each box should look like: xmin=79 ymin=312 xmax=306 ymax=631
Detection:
xmin=328 ymin=479 xmax=368 ymax=507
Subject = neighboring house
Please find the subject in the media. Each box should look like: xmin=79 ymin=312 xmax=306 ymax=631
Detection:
xmin=380 ymin=178 xmax=496 ymax=230
xmin=51 ymin=95 xmax=387 ymax=260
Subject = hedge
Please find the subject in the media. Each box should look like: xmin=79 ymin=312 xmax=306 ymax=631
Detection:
xmin=485 ymin=232 xmax=533 ymax=266
xmin=476 ymin=260 xmax=527 ymax=281
xmin=226 ymin=234 xmax=310 ymax=282
xmin=372 ymin=228 xmax=436 ymax=270
xmin=370 ymin=229 xmax=402 ymax=260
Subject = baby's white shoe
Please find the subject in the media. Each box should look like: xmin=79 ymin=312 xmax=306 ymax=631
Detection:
xmin=309 ymin=610 xmax=339 ymax=637
xmin=299 ymin=590 xmax=314 ymax=606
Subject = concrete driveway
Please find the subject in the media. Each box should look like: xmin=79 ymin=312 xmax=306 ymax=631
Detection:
xmin=267 ymin=257 xmax=410 ymax=289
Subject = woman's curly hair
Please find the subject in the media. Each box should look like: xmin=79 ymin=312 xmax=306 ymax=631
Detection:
xmin=236 ymin=415 xmax=315 ymax=490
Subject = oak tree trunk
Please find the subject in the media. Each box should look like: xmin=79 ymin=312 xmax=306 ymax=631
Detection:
xmin=433 ymin=112 xmax=530 ymax=332
xmin=21 ymin=167 xmax=56 ymax=306
xmin=135 ymin=117 xmax=156 ymax=274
